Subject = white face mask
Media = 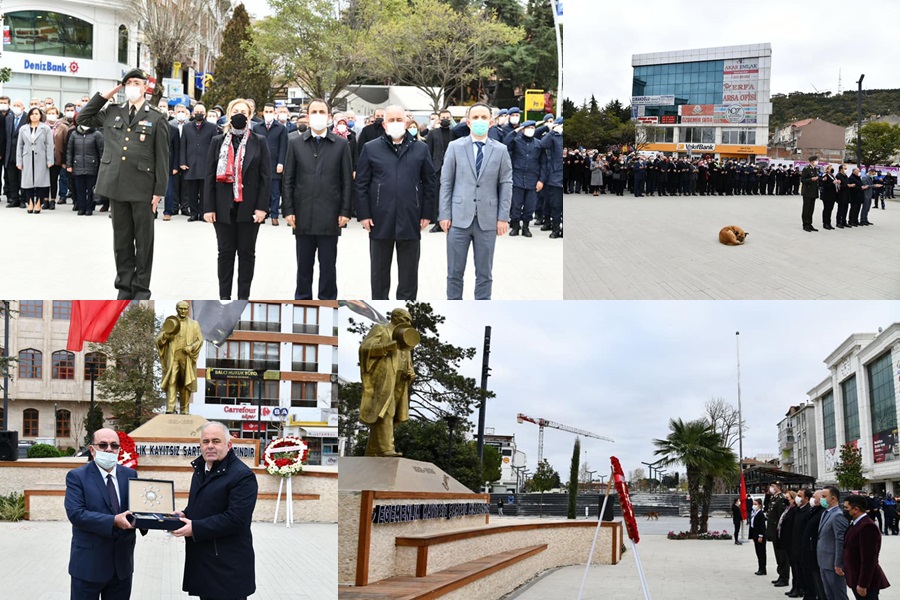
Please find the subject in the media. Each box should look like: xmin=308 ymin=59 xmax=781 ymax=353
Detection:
xmin=309 ymin=113 xmax=328 ymax=132
xmin=386 ymin=121 xmax=406 ymax=140
xmin=264 ymin=113 xmax=275 ymax=124
xmin=509 ymin=116 xmax=520 ymax=126
xmin=277 ymin=113 xmax=288 ymax=122
xmin=769 ymin=486 xmax=776 ymax=495
xmin=554 ymin=125 xmax=563 ymax=135
xmin=0 ymin=104 xmax=8 ymax=111
xmin=175 ymin=112 xmax=188 ymax=122
xmin=12 ymin=106 xmax=23 ymax=116
xmin=65 ymin=110 xmax=75 ymax=119
xmin=795 ymin=496 xmax=803 ymax=506
xmin=93 ymin=449 xmax=119 ymax=471
xmin=336 ymin=123 xmax=348 ymax=134
xmin=47 ymin=114 xmax=58 ymax=123
xmin=207 ymin=116 xmax=218 ymax=125
xmin=523 ymin=128 xmax=535 ymax=138
xmin=124 ymin=85 xmax=144 ymax=102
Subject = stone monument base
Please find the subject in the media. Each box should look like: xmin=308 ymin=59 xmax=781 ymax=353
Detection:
xmin=128 ymin=413 xmax=209 ymax=438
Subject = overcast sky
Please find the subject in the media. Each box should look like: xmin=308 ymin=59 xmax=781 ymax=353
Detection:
xmin=563 ymin=0 xmax=900 ymax=108
xmin=339 ymin=301 xmax=899 ymax=482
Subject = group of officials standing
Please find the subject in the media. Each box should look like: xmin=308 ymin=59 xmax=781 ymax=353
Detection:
xmin=744 ymin=481 xmax=890 ymax=600
xmin=65 ymin=422 xmax=257 ymax=600
xmin=799 ymin=156 xmax=888 ymax=232
xmin=42 ymin=68 xmax=563 ymax=301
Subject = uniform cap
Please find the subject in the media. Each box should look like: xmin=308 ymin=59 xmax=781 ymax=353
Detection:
xmin=521 ymin=120 xmax=536 ymax=128
xmin=507 ymin=107 xmax=521 ymax=115
xmin=121 ymin=69 xmax=149 ymax=85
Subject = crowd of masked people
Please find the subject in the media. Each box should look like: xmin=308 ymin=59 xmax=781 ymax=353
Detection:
xmin=1 ymin=90 xmax=563 ymax=300
xmin=740 ymin=480 xmax=895 ymax=600
xmin=562 ymin=149 xmax=897 ymax=204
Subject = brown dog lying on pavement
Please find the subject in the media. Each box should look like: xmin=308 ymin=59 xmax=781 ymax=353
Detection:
xmin=719 ymin=225 xmax=748 ymax=246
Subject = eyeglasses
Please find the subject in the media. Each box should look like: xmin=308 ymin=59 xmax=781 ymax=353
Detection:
xmin=94 ymin=442 xmax=120 ymax=451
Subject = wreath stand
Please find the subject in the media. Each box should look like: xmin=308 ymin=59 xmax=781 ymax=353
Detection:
xmin=273 ymin=475 xmax=294 ymax=528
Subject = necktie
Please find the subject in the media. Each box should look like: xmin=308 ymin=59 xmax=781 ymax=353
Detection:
xmin=129 ymin=105 xmax=136 ymax=124
xmin=106 ymin=473 xmax=120 ymax=514
xmin=475 ymin=141 xmax=484 ymax=177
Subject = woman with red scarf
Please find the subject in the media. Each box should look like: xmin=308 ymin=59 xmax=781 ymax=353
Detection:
xmin=203 ymin=98 xmax=271 ymax=299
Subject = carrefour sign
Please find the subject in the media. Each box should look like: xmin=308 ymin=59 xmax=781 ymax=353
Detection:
xmin=23 ymin=58 xmax=81 ymax=75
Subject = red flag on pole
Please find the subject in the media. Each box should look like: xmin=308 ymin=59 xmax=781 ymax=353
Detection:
xmin=66 ymin=301 xmax=131 ymax=352
xmin=739 ymin=471 xmax=748 ymax=520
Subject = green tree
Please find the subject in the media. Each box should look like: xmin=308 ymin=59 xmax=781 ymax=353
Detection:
xmin=484 ymin=0 xmax=524 ymax=27
xmin=845 ymin=122 xmax=900 ymax=166
xmin=346 ymin=302 xmax=491 ymax=420
xmin=366 ymin=0 xmax=524 ymax=111
xmin=338 ymin=380 xmax=364 ymax=452
xmin=567 ymin=437 xmax=580 ymax=519
xmin=202 ymin=3 xmax=272 ymax=109
xmin=653 ymin=418 xmax=738 ymax=535
xmin=82 ymin=404 xmax=105 ymax=447
xmin=482 ymin=443 xmax=502 ymax=485
xmin=526 ymin=458 xmax=559 ymax=492
xmin=91 ymin=305 xmax=163 ymax=431
xmin=561 ymin=97 xmax=576 ymax=119
xmin=835 ymin=443 xmax=866 ymax=491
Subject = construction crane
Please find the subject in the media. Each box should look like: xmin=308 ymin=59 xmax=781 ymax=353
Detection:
xmin=516 ymin=413 xmax=614 ymax=463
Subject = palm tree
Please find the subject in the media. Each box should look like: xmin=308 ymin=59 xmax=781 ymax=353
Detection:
xmin=653 ymin=418 xmax=738 ymax=536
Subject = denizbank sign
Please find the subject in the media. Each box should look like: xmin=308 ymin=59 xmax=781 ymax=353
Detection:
xmin=23 ymin=58 xmax=81 ymax=74
xmin=7 ymin=51 xmax=126 ymax=81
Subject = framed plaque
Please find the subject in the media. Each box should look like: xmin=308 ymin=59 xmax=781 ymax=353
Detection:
xmin=127 ymin=478 xmax=183 ymax=530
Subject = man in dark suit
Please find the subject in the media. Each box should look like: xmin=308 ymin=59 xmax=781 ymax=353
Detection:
xmin=77 ymin=69 xmax=169 ymax=299
xmin=355 ymin=106 xmax=386 ymax=151
xmin=767 ymin=481 xmax=790 ymax=586
xmin=843 ymin=494 xmax=891 ymax=600
xmin=804 ymin=490 xmax=828 ymax=600
xmin=356 ymin=104 xmax=436 ymax=300
xmin=800 ymin=156 xmax=820 ymax=232
xmin=282 ymin=98 xmax=353 ymax=300
xmin=788 ymin=488 xmax=813 ymax=598
xmin=163 ymin=104 xmax=187 ymax=220
xmin=64 ymin=428 xmax=141 ymax=600
xmin=0 ymin=95 xmax=8 ymax=203
xmin=750 ymin=497 xmax=768 ymax=575
xmin=179 ymin=102 xmax=216 ymax=220
xmin=253 ymin=103 xmax=288 ymax=225
xmin=4 ymin=98 xmax=27 ymax=208
xmin=425 ymin=109 xmax=458 ymax=232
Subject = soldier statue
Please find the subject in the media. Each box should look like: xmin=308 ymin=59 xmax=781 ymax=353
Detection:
xmin=156 ymin=301 xmax=203 ymax=414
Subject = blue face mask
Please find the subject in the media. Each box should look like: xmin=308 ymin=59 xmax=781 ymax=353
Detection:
xmin=348 ymin=120 xmax=355 ymax=129
xmin=408 ymin=127 xmax=418 ymax=137
xmin=820 ymin=498 xmax=829 ymax=509
xmin=470 ymin=120 xmax=490 ymax=137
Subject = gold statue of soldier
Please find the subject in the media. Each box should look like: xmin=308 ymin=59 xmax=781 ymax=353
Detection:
xmin=156 ymin=301 xmax=203 ymax=414
xmin=359 ymin=308 xmax=420 ymax=457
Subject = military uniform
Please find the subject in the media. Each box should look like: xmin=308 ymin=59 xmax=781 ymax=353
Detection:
xmin=77 ymin=71 xmax=169 ymax=299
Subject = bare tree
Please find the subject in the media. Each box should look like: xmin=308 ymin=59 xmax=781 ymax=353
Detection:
xmin=129 ymin=0 xmax=206 ymax=104
xmin=704 ymin=397 xmax=747 ymax=451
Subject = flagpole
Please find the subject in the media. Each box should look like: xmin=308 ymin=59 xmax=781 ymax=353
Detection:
xmin=736 ymin=331 xmax=745 ymax=538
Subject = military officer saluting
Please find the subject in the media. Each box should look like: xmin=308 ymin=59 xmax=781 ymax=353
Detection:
xmin=77 ymin=68 xmax=169 ymax=299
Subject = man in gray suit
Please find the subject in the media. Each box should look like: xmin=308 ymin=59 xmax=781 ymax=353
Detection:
xmin=818 ymin=486 xmax=849 ymax=600
xmin=438 ymin=103 xmax=512 ymax=300
xmin=859 ymin=169 xmax=874 ymax=226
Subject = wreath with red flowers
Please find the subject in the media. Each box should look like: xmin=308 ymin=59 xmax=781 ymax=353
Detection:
xmin=611 ymin=455 xmax=640 ymax=544
xmin=116 ymin=431 xmax=139 ymax=469
xmin=263 ymin=436 xmax=309 ymax=477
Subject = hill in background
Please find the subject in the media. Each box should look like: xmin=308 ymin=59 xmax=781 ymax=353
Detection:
xmin=770 ymin=89 xmax=900 ymax=129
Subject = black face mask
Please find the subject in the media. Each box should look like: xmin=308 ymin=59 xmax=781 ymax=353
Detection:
xmin=297 ymin=123 xmax=309 ymax=133
xmin=230 ymin=113 xmax=248 ymax=129
xmin=195 ymin=113 xmax=205 ymax=122
xmin=440 ymin=118 xmax=451 ymax=128
xmin=374 ymin=117 xmax=384 ymax=126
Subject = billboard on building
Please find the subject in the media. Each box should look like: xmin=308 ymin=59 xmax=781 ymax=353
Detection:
xmin=873 ymin=428 xmax=899 ymax=463
xmin=678 ymin=103 xmax=758 ymax=124
xmin=631 ymin=95 xmax=675 ymax=106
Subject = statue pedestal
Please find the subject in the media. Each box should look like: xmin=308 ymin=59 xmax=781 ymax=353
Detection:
xmin=128 ymin=413 xmax=259 ymax=467
xmin=129 ymin=413 xmax=209 ymax=439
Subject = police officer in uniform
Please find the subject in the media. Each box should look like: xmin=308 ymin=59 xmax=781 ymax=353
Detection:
xmin=78 ymin=69 xmax=170 ymax=299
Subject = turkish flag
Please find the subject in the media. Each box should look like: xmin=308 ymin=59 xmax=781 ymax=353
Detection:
xmin=739 ymin=471 xmax=748 ymax=520
xmin=66 ymin=301 xmax=131 ymax=352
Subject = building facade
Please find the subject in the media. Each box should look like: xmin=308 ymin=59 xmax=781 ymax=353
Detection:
xmin=484 ymin=432 xmax=527 ymax=494
xmin=1 ymin=1 xmax=142 ymax=105
xmin=808 ymin=323 xmax=900 ymax=494
xmin=632 ymin=44 xmax=772 ymax=160
xmin=769 ymin=118 xmax=846 ymax=163
xmin=776 ymin=403 xmax=818 ymax=479
xmin=0 ymin=300 xmax=148 ymax=449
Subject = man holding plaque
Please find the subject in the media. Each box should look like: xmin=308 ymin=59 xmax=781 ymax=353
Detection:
xmin=173 ymin=422 xmax=258 ymax=600
xmin=64 ymin=428 xmax=139 ymax=600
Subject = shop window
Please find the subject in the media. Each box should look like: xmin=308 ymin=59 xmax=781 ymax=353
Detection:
xmin=18 ymin=349 xmax=42 ymax=379
xmin=5 ymin=11 xmax=94 ymax=60
xmin=23 ymin=408 xmax=39 ymax=437
xmin=52 ymin=350 xmax=75 ymax=380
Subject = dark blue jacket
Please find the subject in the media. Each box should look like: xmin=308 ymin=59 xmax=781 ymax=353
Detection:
xmin=538 ymin=130 xmax=563 ymax=188
xmin=64 ymin=462 xmax=139 ymax=583
xmin=179 ymin=119 xmax=218 ymax=181
xmin=168 ymin=122 xmax=181 ymax=171
xmin=5 ymin=111 xmax=27 ymax=167
xmin=502 ymin=130 xmax=542 ymax=188
xmin=252 ymin=120 xmax=288 ymax=179
xmin=182 ymin=449 xmax=258 ymax=598
xmin=355 ymin=134 xmax=436 ymax=240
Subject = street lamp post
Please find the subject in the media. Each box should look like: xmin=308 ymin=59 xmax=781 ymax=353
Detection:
xmin=586 ymin=469 xmax=597 ymax=493
xmin=855 ymin=75 xmax=865 ymax=169
xmin=2 ymin=300 xmax=9 ymax=432
xmin=87 ymin=362 xmax=98 ymax=444
xmin=443 ymin=415 xmax=461 ymax=470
